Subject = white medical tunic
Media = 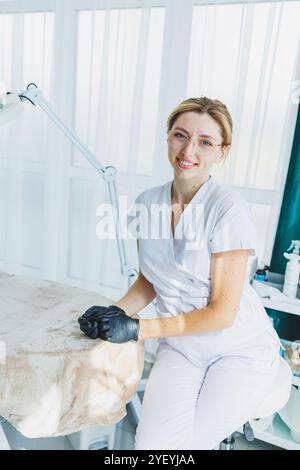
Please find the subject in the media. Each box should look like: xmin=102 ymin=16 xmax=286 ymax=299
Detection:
xmin=131 ymin=175 xmax=280 ymax=365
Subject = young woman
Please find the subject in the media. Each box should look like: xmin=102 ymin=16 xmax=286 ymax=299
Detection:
xmin=78 ymin=97 xmax=281 ymax=450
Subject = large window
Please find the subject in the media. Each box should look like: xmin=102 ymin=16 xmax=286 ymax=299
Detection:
xmin=74 ymin=7 xmax=165 ymax=175
xmin=188 ymin=1 xmax=300 ymax=261
xmin=0 ymin=10 xmax=54 ymax=272
xmin=0 ymin=0 xmax=299 ymax=292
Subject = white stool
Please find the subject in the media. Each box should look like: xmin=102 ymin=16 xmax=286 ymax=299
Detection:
xmin=220 ymin=356 xmax=292 ymax=450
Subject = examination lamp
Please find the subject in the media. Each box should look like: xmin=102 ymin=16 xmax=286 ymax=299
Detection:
xmin=0 ymin=83 xmax=137 ymax=287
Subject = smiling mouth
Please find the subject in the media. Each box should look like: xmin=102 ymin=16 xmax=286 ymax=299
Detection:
xmin=176 ymin=157 xmax=198 ymax=169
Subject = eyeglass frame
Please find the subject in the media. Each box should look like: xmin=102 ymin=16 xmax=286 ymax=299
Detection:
xmin=167 ymin=129 xmax=227 ymax=155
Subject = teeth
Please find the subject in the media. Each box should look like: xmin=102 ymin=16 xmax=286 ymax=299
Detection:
xmin=179 ymin=159 xmax=195 ymax=167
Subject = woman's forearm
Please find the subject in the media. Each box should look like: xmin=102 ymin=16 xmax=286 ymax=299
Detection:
xmin=114 ymin=272 xmax=156 ymax=317
xmin=138 ymin=303 xmax=233 ymax=340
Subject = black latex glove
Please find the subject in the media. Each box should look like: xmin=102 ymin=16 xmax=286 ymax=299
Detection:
xmin=82 ymin=305 xmax=114 ymax=320
xmin=96 ymin=310 xmax=139 ymax=343
xmin=78 ymin=305 xmax=118 ymax=339
xmin=78 ymin=305 xmax=139 ymax=343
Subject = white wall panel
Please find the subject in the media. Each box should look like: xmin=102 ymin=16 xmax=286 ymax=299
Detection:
xmin=67 ymin=178 xmax=121 ymax=294
xmin=0 ymin=169 xmax=8 ymax=261
xmin=21 ymin=171 xmax=44 ymax=269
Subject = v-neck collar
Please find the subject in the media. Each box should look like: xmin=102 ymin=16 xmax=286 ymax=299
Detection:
xmin=167 ymin=175 xmax=212 ymax=240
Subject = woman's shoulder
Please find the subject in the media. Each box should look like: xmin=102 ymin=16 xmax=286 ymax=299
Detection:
xmin=207 ymin=179 xmax=256 ymax=252
xmin=208 ymin=178 xmax=248 ymax=212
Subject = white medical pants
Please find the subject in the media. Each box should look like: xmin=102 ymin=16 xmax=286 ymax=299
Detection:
xmin=134 ymin=341 xmax=279 ymax=450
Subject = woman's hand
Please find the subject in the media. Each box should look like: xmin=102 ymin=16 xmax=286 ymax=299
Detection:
xmin=78 ymin=305 xmax=118 ymax=338
xmin=95 ymin=310 xmax=140 ymax=343
xmin=78 ymin=305 xmax=140 ymax=343
xmin=81 ymin=305 xmax=113 ymax=321
xmin=78 ymin=305 xmax=115 ymax=339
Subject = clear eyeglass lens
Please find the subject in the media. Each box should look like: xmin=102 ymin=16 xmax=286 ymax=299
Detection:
xmin=169 ymin=132 xmax=215 ymax=155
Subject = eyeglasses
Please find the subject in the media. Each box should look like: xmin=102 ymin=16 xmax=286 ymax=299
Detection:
xmin=168 ymin=130 xmax=223 ymax=156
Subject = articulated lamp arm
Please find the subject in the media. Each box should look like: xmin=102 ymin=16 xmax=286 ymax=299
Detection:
xmin=0 ymin=83 xmax=137 ymax=287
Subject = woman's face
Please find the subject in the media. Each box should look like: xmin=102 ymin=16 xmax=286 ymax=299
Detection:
xmin=167 ymin=111 xmax=229 ymax=181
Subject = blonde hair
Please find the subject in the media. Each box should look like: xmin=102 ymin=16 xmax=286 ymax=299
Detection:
xmin=167 ymin=97 xmax=233 ymax=146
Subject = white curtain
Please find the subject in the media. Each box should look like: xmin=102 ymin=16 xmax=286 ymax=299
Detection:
xmin=0 ymin=0 xmax=299 ymax=303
